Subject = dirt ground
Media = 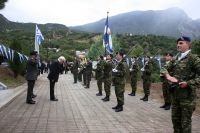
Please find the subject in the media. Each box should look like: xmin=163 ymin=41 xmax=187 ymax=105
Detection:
xmin=125 ymin=81 xmax=200 ymax=115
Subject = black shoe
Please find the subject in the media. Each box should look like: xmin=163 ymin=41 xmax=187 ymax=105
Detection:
xmin=128 ymin=92 xmax=135 ymax=96
xmin=164 ymin=105 xmax=171 ymax=110
xmin=26 ymin=100 xmax=36 ymax=104
xmin=84 ymin=86 xmax=89 ymax=89
xmin=102 ymin=97 xmax=110 ymax=102
xmin=96 ymin=93 xmax=102 ymax=96
xmin=73 ymin=82 xmax=77 ymax=84
xmin=112 ymin=105 xmax=119 ymax=109
xmin=115 ymin=106 xmax=123 ymax=112
xmin=140 ymin=96 xmax=145 ymax=100
xmin=32 ymin=94 xmax=37 ymax=98
xmin=160 ymin=104 xmax=166 ymax=108
xmin=50 ymin=98 xmax=58 ymax=101
xmin=143 ymin=96 xmax=148 ymax=101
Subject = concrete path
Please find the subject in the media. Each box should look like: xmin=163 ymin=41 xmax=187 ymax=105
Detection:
xmin=0 ymin=74 xmax=199 ymax=133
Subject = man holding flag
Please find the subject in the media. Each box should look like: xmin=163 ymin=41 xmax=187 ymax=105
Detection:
xmin=35 ymin=25 xmax=44 ymax=54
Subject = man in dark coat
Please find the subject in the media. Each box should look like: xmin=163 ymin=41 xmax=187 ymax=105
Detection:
xmin=85 ymin=58 xmax=92 ymax=88
xmin=48 ymin=56 xmax=66 ymax=101
xmin=25 ymin=51 xmax=38 ymax=104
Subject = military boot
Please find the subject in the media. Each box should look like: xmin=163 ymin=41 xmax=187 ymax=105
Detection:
xmin=96 ymin=92 xmax=102 ymax=96
xmin=112 ymin=105 xmax=119 ymax=109
xmin=140 ymin=95 xmax=145 ymax=100
xmin=143 ymin=95 xmax=148 ymax=101
xmin=115 ymin=106 xmax=123 ymax=112
xmin=128 ymin=91 xmax=135 ymax=96
xmin=160 ymin=103 xmax=166 ymax=108
xmin=164 ymin=104 xmax=171 ymax=110
xmin=102 ymin=96 xmax=109 ymax=102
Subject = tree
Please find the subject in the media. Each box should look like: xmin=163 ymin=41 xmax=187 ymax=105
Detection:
xmin=192 ymin=40 xmax=200 ymax=55
xmin=0 ymin=0 xmax=8 ymax=9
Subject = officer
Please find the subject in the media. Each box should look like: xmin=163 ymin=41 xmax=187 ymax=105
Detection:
xmin=102 ymin=53 xmax=113 ymax=101
xmin=96 ymin=55 xmax=105 ymax=96
xmin=48 ymin=56 xmax=66 ymax=101
xmin=112 ymin=51 xmax=126 ymax=112
xmin=140 ymin=56 xmax=152 ymax=101
xmin=164 ymin=36 xmax=200 ymax=133
xmin=72 ymin=57 xmax=79 ymax=83
xmin=25 ymin=51 xmax=38 ymax=104
xmin=85 ymin=58 xmax=92 ymax=88
xmin=128 ymin=56 xmax=139 ymax=96
xmin=160 ymin=53 xmax=174 ymax=110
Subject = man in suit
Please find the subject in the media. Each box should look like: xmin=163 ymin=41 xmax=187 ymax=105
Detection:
xmin=25 ymin=51 xmax=39 ymax=104
xmin=48 ymin=56 xmax=66 ymax=101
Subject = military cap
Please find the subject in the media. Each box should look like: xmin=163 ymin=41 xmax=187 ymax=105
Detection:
xmin=30 ymin=51 xmax=38 ymax=56
xmin=177 ymin=36 xmax=191 ymax=43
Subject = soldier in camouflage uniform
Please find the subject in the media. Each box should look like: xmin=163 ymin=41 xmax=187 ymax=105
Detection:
xmin=72 ymin=57 xmax=79 ymax=83
xmin=128 ymin=57 xmax=139 ymax=96
xmin=96 ymin=55 xmax=105 ymax=96
xmin=163 ymin=36 xmax=200 ymax=133
xmin=140 ymin=56 xmax=152 ymax=101
xmin=112 ymin=51 xmax=126 ymax=112
xmin=85 ymin=58 xmax=93 ymax=88
xmin=102 ymin=54 xmax=113 ymax=101
xmin=160 ymin=53 xmax=174 ymax=110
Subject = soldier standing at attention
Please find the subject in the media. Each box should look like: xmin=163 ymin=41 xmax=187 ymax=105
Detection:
xmin=25 ymin=51 xmax=38 ymax=104
xmin=112 ymin=51 xmax=126 ymax=112
xmin=160 ymin=53 xmax=174 ymax=110
xmin=128 ymin=56 xmax=139 ymax=96
xmin=102 ymin=54 xmax=113 ymax=102
xmin=85 ymin=58 xmax=93 ymax=88
xmin=140 ymin=56 xmax=152 ymax=101
xmin=72 ymin=57 xmax=79 ymax=84
xmin=96 ymin=55 xmax=105 ymax=96
xmin=164 ymin=36 xmax=200 ymax=133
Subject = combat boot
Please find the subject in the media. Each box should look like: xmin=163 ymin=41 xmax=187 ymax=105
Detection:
xmin=102 ymin=96 xmax=109 ymax=102
xmin=115 ymin=106 xmax=123 ymax=112
xmin=96 ymin=93 xmax=102 ymax=96
xmin=160 ymin=103 xmax=166 ymax=108
xmin=128 ymin=92 xmax=135 ymax=96
xmin=143 ymin=95 xmax=148 ymax=101
xmin=112 ymin=105 xmax=119 ymax=109
xmin=164 ymin=104 xmax=171 ymax=110
xmin=140 ymin=95 xmax=145 ymax=100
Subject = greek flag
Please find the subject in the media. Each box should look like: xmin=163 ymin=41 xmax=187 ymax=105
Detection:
xmin=35 ymin=25 xmax=44 ymax=53
xmin=103 ymin=15 xmax=113 ymax=53
xmin=155 ymin=56 xmax=162 ymax=70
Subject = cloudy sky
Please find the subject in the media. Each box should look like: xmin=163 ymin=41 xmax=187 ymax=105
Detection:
xmin=0 ymin=0 xmax=200 ymax=26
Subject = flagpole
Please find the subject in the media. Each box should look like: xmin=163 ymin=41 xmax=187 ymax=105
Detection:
xmin=105 ymin=11 xmax=109 ymax=56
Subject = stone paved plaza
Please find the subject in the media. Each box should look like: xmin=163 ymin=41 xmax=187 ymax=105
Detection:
xmin=0 ymin=74 xmax=200 ymax=133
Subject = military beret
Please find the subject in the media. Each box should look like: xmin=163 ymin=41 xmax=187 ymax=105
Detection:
xmin=30 ymin=51 xmax=38 ymax=56
xmin=118 ymin=51 xmax=124 ymax=57
xmin=177 ymin=36 xmax=191 ymax=43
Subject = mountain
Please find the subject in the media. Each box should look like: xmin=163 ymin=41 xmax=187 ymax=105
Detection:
xmin=0 ymin=14 xmax=68 ymax=32
xmin=70 ymin=7 xmax=200 ymax=38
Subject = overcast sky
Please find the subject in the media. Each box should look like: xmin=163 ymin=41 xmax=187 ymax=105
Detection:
xmin=0 ymin=0 xmax=200 ymax=26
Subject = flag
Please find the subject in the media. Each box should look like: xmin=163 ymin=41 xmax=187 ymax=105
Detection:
xmin=35 ymin=24 xmax=44 ymax=53
xmin=141 ymin=57 xmax=144 ymax=67
xmin=0 ymin=44 xmax=3 ymax=55
xmin=155 ymin=56 xmax=162 ymax=70
xmin=103 ymin=14 xmax=113 ymax=53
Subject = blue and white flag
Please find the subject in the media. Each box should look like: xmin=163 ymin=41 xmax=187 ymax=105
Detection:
xmin=2 ymin=45 xmax=9 ymax=59
xmin=141 ymin=57 xmax=144 ymax=67
xmin=155 ymin=56 xmax=162 ymax=70
xmin=35 ymin=24 xmax=44 ymax=53
xmin=103 ymin=15 xmax=113 ymax=53
xmin=0 ymin=44 xmax=3 ymax=55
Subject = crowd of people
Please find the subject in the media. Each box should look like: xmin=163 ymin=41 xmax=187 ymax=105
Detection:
xmin=25 ymin=36 xmax=200 ymax=133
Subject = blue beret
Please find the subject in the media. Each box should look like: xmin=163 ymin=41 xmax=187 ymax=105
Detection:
xmin=177 ymin=36 xmax=191 ymax=43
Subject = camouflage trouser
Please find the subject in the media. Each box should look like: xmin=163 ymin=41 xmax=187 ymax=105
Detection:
xmin=78 ymin=71 xmax=82 ymax=81
xmin=143 ymin=79 xmax=151 ymax=96
xmin=83 ymin=71 xmax=86 ymax=85
xmin=115 ymin=84 xmax=125 ymax=106
xmin=130 ymin=77 xmax=137 ymax=92
xmin=97 ymin=79 xmax=103 ymax=94
xmin=73 ymin=72 xmax=78 ymax=83
xmin=162 ymin=82 xmax=171 ymax=104
xmin=172 ymin=100 xmax=195 ymax=133
xmin=104 ymin=78 xmax=111 ymax=97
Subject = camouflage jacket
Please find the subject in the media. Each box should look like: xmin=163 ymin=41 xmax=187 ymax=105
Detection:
xmin=130 ymin=61 xmax=139 ymax=76
xmin=142 ymin=61 xmax=152 ymax=80
xmin=103 ymin=60 xmax=113 ymax=79
xmin=112 ymin=60 xmax=126 ymax=85
xmin=171 ymin=51 xmax=200 ymax=101
xmin=96 ymin=60 xmax=105 ymax=80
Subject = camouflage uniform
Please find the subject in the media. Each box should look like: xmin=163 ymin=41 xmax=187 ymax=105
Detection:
xmin=96 ymin=60 xmax=105 ymax=94
xmin=130 ymin=61 xmax=139 ymax=94
xmin=170 ymin=52 xmax=200 ymax=133
xmin=85 ymin=60 xmax=92 ymax=88
xmin=72 ymin=59 xmax=79 ymax=83
xmin=103 ymin=59 xmax=113 ymax=98
xmin=113 ymin=61 xmax=126 ymax=106
xmin=142 ymin=61 xmax=152 ymax=97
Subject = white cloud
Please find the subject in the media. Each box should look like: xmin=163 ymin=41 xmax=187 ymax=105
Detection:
xmin=0 ymin=0 xmax=199 ymax=26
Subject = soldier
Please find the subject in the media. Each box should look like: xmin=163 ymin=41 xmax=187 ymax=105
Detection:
xmin=96 ymin=55 xmax=105 ymax=96
xmin=25 ymin=51 xmax=38 ymax=104
xmin=160 ymin=53 xmax=174 ymax=110
xmin=72 ymin=57 xmax=79 ymax=83
xmin=85 ymin=58 xmax=92 ymax=88
xmin=82 ymin=58 xmax=87 ymax=86
xmin=140 ymin=56 xmax=152 ymax=101
xmin=102 ymin=54 xmax=113 ymax=101
xmin=112 ymin=51 xmax=126 ymax=112
xmin=128 ymin=56 xmax=139 ymax=96
xmin=163 ymin=36 xmax=200 ymax=133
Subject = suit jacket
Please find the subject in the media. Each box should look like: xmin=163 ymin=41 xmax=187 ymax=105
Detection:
xmin=48 ymin=60 xmax=62 ymax=82
xmin=25 ymin=58 xmax=38 ymax=81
